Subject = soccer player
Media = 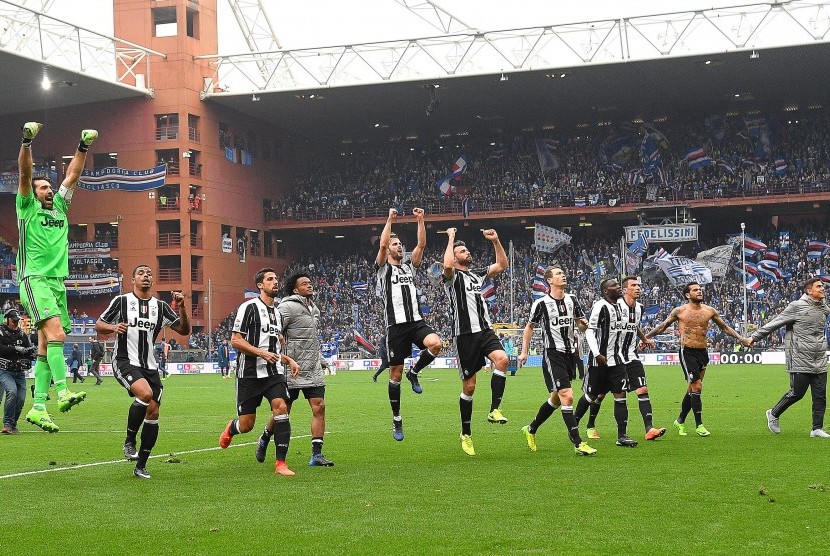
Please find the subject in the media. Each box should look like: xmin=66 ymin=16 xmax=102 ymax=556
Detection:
xmin=646 ymin=282 xmax=751 ymax=436
xmin=376 ymin=208 xmax=442 ymax=441
xmin=442 ymin=227 xmax=509 ymax=456
xmin=95 ymin=266 xmax=189 ymax=478
xmin=255 ymin=273 xmax=334 ymax=467
xmin=371 ymin=334 xmax=390 ymax=382
xmin=518 ymin=266 xmax=597 ymax=456
xmin=219 ymin=268 xmax=300 ymax=476
xmin=750 ymin=278 xmax=830 ymax=437
xmin=17 ymin=122 xmax=98 ymax=432
xmin=574 ymin=278 xmax=638 ymax=447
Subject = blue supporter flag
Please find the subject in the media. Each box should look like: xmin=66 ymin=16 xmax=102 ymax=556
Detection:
xmin=685 ymin=147 xmax=712 ymax=171
xmin=627 ymin=233 xmax=649 ymax=257
xmin=351 ymin=281 xmax=368 ymax=292
xmin=774 ymin=158 xmax=787 ymax=176
xmin=436 ymin=154 xmax=468 ymax=197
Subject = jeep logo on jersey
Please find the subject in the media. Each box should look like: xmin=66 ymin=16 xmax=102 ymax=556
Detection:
xmin=128 ymin=317 xmax=154 ymax=330
xmin=260 ymin=323 xmax=280 ymax=335
xmin=465 ymin=282 xmax=482 ymax=293
xmin=391 ymin=275 xmax=414 ymax=285
xmin=39 ymin=214 xmax=64 ymax=228
xmin=550 ymin=316 xmax=573 ymax=327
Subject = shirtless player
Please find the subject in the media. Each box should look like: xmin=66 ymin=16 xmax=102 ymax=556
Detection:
xmin=645 ymin=282 xmax=751 ymax=436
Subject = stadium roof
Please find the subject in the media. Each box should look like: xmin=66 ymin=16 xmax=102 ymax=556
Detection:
xmin=207 ymin=41 xmax=830 ymax=144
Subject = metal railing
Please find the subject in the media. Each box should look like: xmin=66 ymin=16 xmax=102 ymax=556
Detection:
xmin=166 ymin=161 xmax=180 ymax=176
xmin=157 ymin=268 xmax=182 ymax=283
xmin=188 ymin=127 xmax=200 ymax=143
xmin=157 ymin=233 xmax=182 ymax=248
xmin=189 ymin=162 xmax=202 ymax=179
xmin=267 ymin=181 xmax=830 ymax=223
xmin=157 ymin=198 xmax=180 ymax=212
xmin=0 ymin=0 xmax=165 ymax=92
xmin=190 ymin=234 xmax=203 ymax=249
xmin=191 ymin=268 xmax=203 ymax=283
xmin=155 ymin=126 xmax=179 ymax=140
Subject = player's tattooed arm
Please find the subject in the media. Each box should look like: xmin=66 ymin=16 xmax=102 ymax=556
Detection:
xmin=711 ymin=310 xmax=750 ymax=346
xmin=646 ymin=308 xmax=679 ymax=338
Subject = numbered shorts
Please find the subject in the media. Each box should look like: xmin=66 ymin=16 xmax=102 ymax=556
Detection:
xmin=236 ymin=374 xmax=289 ymax=416
xmin=542 ymin=349 xmax=576 ymax=393
xmin=583 ymin=363 xmax=628 ymax=398
xmin=625 ymin=360 xmax=648 ymax=392
xmin=20 ymin=276 xmax=71 ymax=334
xmin=112 ymin=359 xmax=163 ymax=404
xmin=679 ymin=346 xmax=709 ymax=383
xmin=387 ymin=321 xmax=436 ymax=366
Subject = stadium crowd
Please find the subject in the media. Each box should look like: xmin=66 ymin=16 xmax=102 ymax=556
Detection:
xmin=266 ymin=112 xmax=830 ymax=222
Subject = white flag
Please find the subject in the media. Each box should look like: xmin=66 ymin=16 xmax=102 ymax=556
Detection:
xmin=534 ymin=223 xmax=571 ymax=253
xmin=695 ymin=244 xmax=735 ymax=278
xmin=656 ymin=256 xmax=713 ymax=286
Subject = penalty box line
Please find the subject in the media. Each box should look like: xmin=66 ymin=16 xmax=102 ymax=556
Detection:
xmin=0 ymin=433 xmax=314 ymax=480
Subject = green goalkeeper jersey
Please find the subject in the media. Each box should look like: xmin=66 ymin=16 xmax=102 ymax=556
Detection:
xmin=16 ymin=191 xmax=70 ymax=279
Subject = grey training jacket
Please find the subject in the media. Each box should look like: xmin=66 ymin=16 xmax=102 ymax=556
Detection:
xmin=278 ymin=294 xmax=326 ymax=388
xmin=752 ymin=294 xmax=830 ymax=374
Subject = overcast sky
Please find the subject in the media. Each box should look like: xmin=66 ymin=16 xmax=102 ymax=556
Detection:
xmin=44 ymin=0 xmax=748 ymax=53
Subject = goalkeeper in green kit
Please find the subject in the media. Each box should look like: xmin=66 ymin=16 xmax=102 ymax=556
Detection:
xmin=17 ymin=122 xmax=98 ymax=432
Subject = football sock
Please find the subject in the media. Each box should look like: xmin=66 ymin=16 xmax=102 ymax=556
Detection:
xmin=690 ymin=392 xmax=703 ymax=426
xmin=388 ymin=380 xmax=401 ymax=417
xmin=638 ymin=394 xmax=654 ymax=431
xmin=586 ymin=398 xmax=602 ymax=428
xmin=460 ymin=393 xmax=473 ymax=436
xmin=136 ymin=419 xmax=159 ymax=468
xmin=126 ymin=399 xmax=148 ymax=444
xmin=412 ymin=349 xmax=436 ymax=374
xmin=47 ymin=341 xmax=68 ymax=395
xmin=229 ymin=419 xmax=240 ymax=436
xmin=312 ymin=437 xmax=323 ymax=455
xmin=528 ymin=399 xmax=558 ymax=434
xmin=561 ymin=405 xmax=582 ymax=446
xmin=273 ymin=415 xmax=291 ymax=462
xmin=490 ymin=371 xmax=506 ymax=412
xmin=678 ymin=393 xmax=692 ymax=423
xmin=614 ymin=397 xmax=629 ymax=437
xmin=32 ymin=355 xmax=50 ymax=409
xmin=574 ymin=395 xmax=591 ymax=424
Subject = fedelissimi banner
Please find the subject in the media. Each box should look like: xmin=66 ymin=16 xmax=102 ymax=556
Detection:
xmin=78 ymin=164 xmax=167 ymax=192
xmin=624 ymin=224 xmax=699 ymax=243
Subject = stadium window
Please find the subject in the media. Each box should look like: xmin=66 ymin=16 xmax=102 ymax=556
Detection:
xmin=93 ymin=152 xmax=116 ymax=170
xmin=218 ymin=123 xmax=229 ymax=149
xmin=155 ymin=113 xmax=179 ymax=140
xmin=186 ymin=7 xmax=199 ymax=38
xmin=152 ymin=7 xmax=177 ymax=37
xmin=188 ymin=114 xmax=200 ymax=142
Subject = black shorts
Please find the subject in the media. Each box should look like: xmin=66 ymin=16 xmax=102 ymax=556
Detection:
xmin=542 ymin=349 xmax=575 ymax=393
xmin=112 ymin=359 xmax=163 ymax=404
xmin=456 ymin=329 xmax=505 ymax=380
xmin=387 ymin=321 xmax=436 ymax=365
xmin=625 ymin=359 xmax=647 ymax=391
xmin=679 ymin=346 xmax=709 ymax=383
xmin=583 ymin=363 xmax=628 ymax=398
xmin=288 ymin=385 xmax=326 ymax=401
xmin=236 ymin=375 xmax=289 ymax=416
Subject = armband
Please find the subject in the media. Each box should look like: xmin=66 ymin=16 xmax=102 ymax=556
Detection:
xmin=58 ymin=184 xmax=74 ymax=204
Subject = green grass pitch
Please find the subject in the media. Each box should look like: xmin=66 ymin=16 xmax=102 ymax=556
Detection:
xmin=1 ymin=364 xmax=828 ymax=555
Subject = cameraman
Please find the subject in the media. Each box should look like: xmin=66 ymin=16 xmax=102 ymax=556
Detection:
xmin=0 ymin=310 xmax=34 ymax=434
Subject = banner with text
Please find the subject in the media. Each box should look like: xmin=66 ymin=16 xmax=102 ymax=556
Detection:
xmin=624 ymin=224 xmax=699 ymax=243
xmin=78 ymin=164 xmax=167 ymax=192
xmin=65 ymin=273 xmax=120 ymax=297
xmin=69 ymin=242 xmax=112 ymax=265
xmin=656 ymin=256 xmax=713 ymax=286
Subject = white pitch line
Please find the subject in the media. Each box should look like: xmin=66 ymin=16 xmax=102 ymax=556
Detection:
xmin=0 ymin=434 xmax=313 ymax=480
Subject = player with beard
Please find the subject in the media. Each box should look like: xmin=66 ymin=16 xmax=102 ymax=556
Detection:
xmin=442 ymin=227 xmax=509 ymax=456
xmin=219 ymin=268 xmax=301 ymax=476
xmin=96 ymin=265 xmax=190 ymax=478
xmin=646 ymin=282 xmax=751 ymax=436
xmin=17 ymin=122 xmax=98 ymax=432
xmin=518 ymin=266 xmax=596 ymax=456
xmin=376 ymin=208 xmax=443 ymax=442
xmin=574 ymin=278 xmax=638 ymax=447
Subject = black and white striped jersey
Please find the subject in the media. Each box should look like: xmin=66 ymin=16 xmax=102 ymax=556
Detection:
xmin=375 ymin=260 xmax=423 ymax=328
xmin=443 ymin=268 xmax=492 ymax=336
xmin=232 ymin=297 xmax=284 ymax=379
xmin=617 ymin=298 xmax=643 ymax=364
xmin=99 ymin=293 xmax=179 ymax=370
xmin=528 ymin=293 xmax=584 ymax=354
xmin=585 ymin=298 xmax=625 ymax=367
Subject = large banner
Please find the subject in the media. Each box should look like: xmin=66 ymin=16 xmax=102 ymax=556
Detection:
xmin=625 ymin=224 xmax=699 ymax=243
xmin=78 ymin=164 xmax=167 ymax=192
xmin=656 ymin=256 xmax=713 ymax=286
xmin=0 ymin=164 xmax=57 ymax=194
xmin=534 ymin=223 xmax=571 ymax=253
xmin=695 ymin=244 xmax=735 ymax=278
xmin=65 ymin=273 xmax=120 ymax=297
xmin=69 ymin=242 xmax=112 ymax=265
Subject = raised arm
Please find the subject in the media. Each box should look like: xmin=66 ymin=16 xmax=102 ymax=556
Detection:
xmin=483 ymin=229 xmax=508 ymax=279
xmin=442 ymin=227 xmax=457 ymax=279
xmin=645 ymin=308 xmax=680 ymax=339
xmin=376 ymin=208 xmax=397 ymax=267
xmin=169 ymin=292 xmax=191 ymax=336
xmin=410 ymin=207 xmax=427 ymax=268
xmin=18 ymin=122 xmax=42 ymax=198
xmin=62 ymin=129 xmax=99 ymax=191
